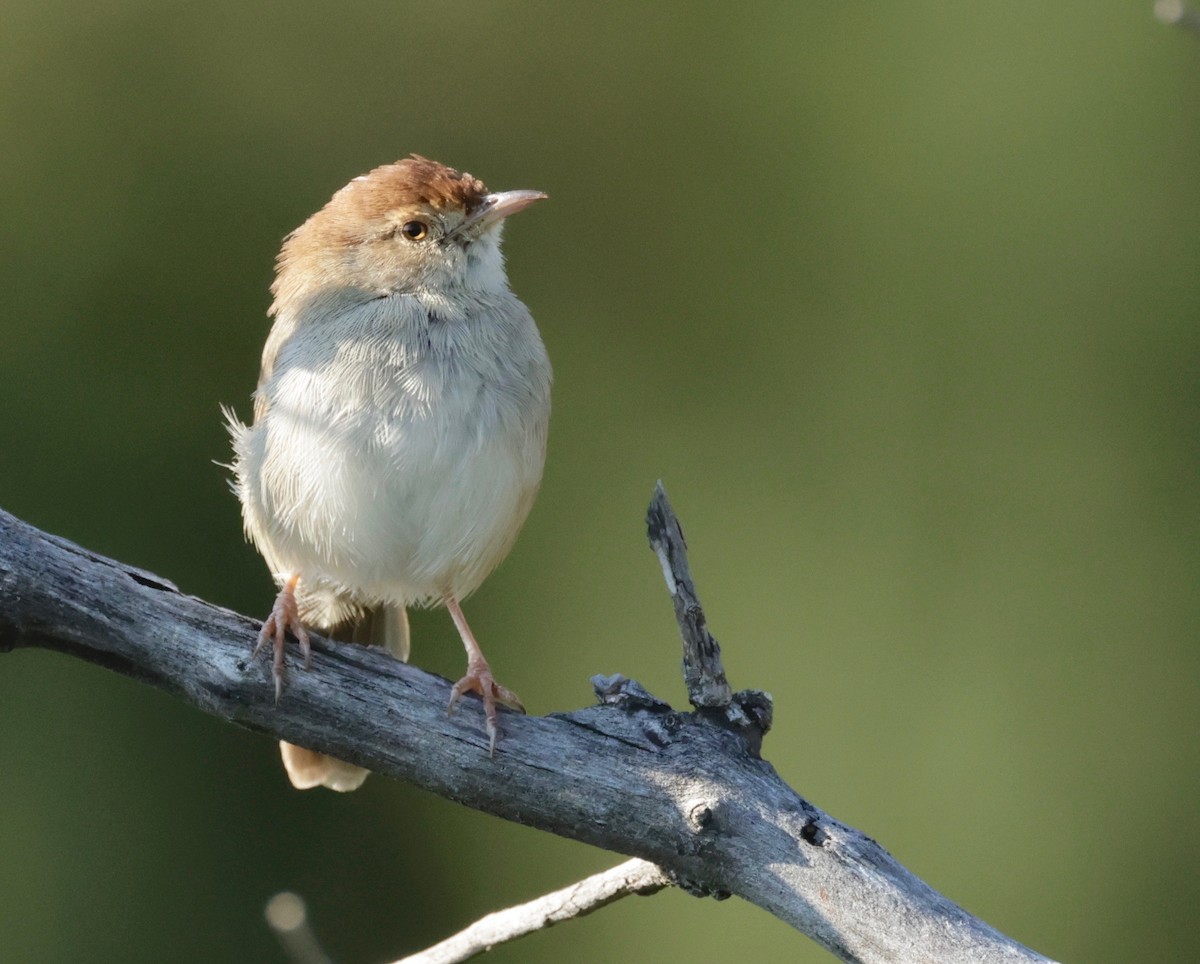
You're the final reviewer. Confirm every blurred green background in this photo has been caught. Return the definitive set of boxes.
[1,2,1197,961]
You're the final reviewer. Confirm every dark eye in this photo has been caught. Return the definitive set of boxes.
[400,220,428,241]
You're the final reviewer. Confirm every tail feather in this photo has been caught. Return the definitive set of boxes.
[280,743,370,792]
[279,603,408,792]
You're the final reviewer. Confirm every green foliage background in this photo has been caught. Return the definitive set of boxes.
[2,3,1197,961]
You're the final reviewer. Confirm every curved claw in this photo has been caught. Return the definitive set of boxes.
[253,574,311,704]
[448,661,526,756]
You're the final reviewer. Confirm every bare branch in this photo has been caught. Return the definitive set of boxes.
[0,498,1056,964]
[647,482,773,750]
[646,481,733,708]
[392,859,668,964]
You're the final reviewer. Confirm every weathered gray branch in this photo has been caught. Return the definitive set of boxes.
[0,491,1055,963]
[647,486,734,709]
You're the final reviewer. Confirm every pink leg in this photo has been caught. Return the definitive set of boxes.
[252,572,311,703]
[446,596,525,755]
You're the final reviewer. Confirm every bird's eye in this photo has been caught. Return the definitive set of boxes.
[400,220,428,241]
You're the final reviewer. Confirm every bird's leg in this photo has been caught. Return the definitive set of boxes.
[253,572,311,704]
[445,596,525,755]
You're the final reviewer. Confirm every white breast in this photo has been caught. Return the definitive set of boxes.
[232,290,551,608]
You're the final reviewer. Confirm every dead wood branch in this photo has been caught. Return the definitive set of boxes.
[0,487,1054,963]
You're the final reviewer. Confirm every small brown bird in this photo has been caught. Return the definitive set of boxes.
[226,156,551,790]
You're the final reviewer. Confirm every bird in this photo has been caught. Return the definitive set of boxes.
[225,155,551,790]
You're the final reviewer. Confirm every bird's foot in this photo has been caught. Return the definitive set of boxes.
[448,657,525,756]
[252,574,311,703]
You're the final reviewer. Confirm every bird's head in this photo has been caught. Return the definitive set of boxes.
[272,155,546,308]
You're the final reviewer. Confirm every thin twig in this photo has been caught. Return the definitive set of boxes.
[391,859,669,964]
[645,481,732,708]
[646,482,773,751]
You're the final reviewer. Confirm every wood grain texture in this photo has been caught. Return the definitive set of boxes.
[0,493,1054,964]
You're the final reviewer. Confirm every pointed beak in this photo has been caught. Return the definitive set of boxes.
[463,189,547,233]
